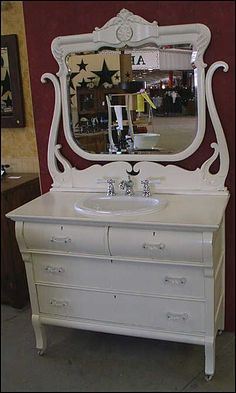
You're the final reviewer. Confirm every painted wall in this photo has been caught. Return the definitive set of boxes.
[1,1,40,174]
[23,1,235,330]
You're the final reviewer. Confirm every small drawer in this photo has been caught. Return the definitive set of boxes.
[37,286,205,334]
[23,222,108,255]
[109,228,203,262]
[110,260,204,298]
[33,254,112,289]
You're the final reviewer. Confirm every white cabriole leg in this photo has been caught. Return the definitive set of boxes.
[205,337,215,380]
[24,258,47,354]
[218,217,226,334]
[32,315,47,355]
[15,222,47,355]
[203,232,215,381]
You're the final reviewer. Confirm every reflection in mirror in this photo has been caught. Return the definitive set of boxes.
[66,44,197,155]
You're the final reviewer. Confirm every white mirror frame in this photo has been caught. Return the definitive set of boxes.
[41,9,229,194]
[51,8,211,162]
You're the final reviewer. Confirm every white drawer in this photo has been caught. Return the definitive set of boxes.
[110,259,204,298]
[109,228,203,262]
[23,222,108,255]
[37,286,205,334]
[33,255,204,298]
[33,254,111,289]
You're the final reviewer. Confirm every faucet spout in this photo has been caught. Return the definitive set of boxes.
[119,175,135,196]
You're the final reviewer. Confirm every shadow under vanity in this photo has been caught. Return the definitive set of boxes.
[6,9,230,381]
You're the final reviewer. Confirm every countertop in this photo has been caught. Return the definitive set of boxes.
[6,190,230,231]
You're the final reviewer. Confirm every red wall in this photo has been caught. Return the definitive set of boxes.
[23,1,235,330]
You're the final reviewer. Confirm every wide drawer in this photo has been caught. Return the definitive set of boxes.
[37,285,205,333]
[109,228,203,262]
[23,222,108,255]
[32,255,204,298]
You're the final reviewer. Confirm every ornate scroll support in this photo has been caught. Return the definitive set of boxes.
[41,73,72,188]
[200,62,229,190]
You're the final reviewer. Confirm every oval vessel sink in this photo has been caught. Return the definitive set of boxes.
[74,194,167,216]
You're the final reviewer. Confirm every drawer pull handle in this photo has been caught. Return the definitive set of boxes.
[167,312,188,321]
[45,266,64,274]
[143,243,166,251]
[164,276,187,286]
[49,299,68,308]
[50,236,71,244]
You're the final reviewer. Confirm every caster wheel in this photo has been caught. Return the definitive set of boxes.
[205,374,213,381]
[37,349,44,356]
[218,329,223,335]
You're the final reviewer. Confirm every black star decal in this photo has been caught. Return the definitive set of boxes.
[1,70,11,96]
[125,72,131,78]
[91,59,119,86]
[77,59,88,71]
[114,74,120,81]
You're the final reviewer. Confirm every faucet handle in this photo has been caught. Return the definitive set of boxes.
[96,178,116,196]
[106,178,116,196]
[141,179,151,197]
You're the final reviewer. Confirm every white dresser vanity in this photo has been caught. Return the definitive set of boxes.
[7,9,230,381]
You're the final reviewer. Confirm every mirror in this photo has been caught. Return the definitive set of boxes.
[67,45,197,155]
[51,9,211,161]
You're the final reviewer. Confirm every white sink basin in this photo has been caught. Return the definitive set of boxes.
[74,194,167,216]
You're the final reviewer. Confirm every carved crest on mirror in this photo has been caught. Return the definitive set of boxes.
[42,9,229,195]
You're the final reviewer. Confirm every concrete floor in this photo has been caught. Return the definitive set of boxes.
[1,304,235,392]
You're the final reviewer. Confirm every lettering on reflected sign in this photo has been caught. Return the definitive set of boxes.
[127,50,159,70]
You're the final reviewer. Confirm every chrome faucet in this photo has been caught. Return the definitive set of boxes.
[119,175,135,196]
[141,179,151,197]
[106,178,116,196]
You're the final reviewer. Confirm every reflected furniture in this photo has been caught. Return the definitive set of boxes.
[76,86,122,116]
[1,173,41,308]
[75,131,107,153]
[6,9,230,381]
[106,93,135,152]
